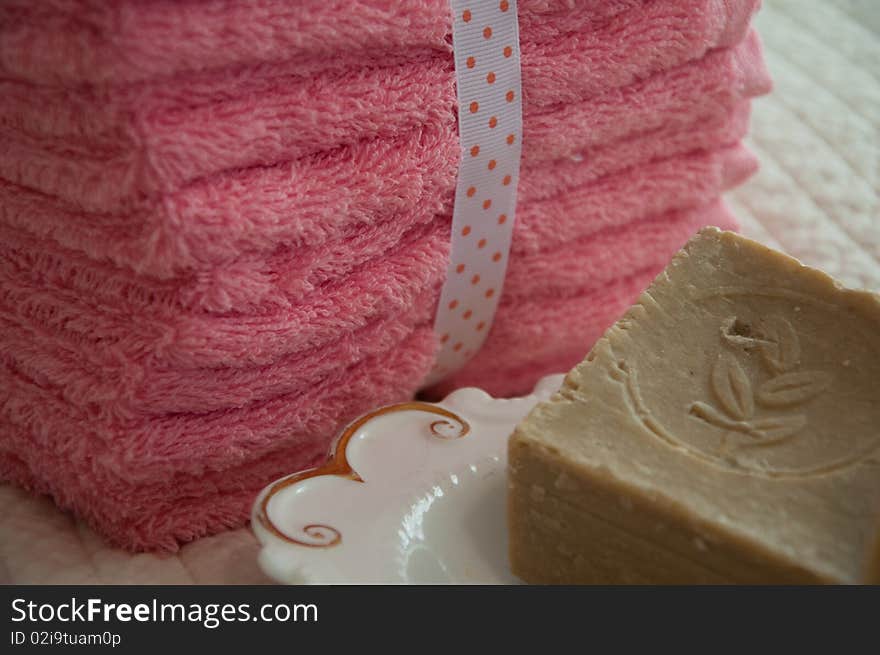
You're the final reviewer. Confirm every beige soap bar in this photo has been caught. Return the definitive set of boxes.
[509,228,880,584]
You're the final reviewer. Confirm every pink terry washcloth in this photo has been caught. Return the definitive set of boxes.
[0,0,646,86]
[518,101,752,204]
[523,29,769,162]
[504,201,742,302]
[513,142,757,256]
[430,200,739,397]
[0,6,764,212]
[520,0,760,109]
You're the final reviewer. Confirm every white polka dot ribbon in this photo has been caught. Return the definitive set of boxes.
[426,0,523,385]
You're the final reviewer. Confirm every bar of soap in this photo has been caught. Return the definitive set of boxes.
[508,228,880,584]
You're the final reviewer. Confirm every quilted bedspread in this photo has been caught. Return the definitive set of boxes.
[734,1,879,291]
[1,0,877,584]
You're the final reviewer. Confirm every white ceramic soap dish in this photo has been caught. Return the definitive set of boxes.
[251,375,564,584]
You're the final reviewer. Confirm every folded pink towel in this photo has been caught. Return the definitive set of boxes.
[0,6,764,212]
[0,0,645,86]
[519,101,751,202]
[513,143,756,257]
[524,29,768,161]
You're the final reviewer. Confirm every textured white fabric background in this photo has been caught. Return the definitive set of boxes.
[1,0,877,583]
[734,0,879,291]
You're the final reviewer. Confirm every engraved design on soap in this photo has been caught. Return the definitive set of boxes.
[615,287,880,478]
[257,402,470,548]
[689,316,830,448]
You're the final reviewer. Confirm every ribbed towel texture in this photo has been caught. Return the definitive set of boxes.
[0,0,771,550]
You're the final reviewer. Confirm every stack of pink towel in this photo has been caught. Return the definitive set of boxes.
[0,0,771,550]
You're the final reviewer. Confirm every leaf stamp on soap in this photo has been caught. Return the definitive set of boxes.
[757,371,831,407]
[624,287,879,477]
[691,315,830,454]
[759,316,800,373]
[711,353,754,420]
[689,401,738,430]
[748,415,807,440]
